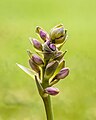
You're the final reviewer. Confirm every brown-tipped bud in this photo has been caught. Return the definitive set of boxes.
[36,26,49,41]
[32,54,44,65]
[45,87,59,96]
[29,59,40,73]
[45,61,59,78]
[50,24,67,44]
[54,67,69,80]
[30,38,42,51]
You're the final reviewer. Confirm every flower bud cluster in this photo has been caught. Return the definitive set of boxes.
[28,24,69,97]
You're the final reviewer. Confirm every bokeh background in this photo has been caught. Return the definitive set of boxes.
[0,0,96,120]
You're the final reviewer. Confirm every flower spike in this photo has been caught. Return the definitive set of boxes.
[17,24,70,120]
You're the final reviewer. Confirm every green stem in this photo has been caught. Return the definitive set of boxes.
[42,96,53,120]
[42,60,49,83]
[41,59,54,120]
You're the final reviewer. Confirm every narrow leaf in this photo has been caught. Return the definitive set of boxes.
[16,63,35,78]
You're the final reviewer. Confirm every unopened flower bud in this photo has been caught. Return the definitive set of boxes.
[45,87,59,96]
[43,41,56,60]
[40,30,47,40]
[50,24,67,44]
[29,59,40,73]
[54,67,69,80]
[43,40,52,52]
[30,38,42,51]
[49,43,56,51]
[36,26,49,41]
[55,36,65,44]
[50,24,64,39]
[54,30,67,44]
[45,61,58,78]
[32,54,44,65]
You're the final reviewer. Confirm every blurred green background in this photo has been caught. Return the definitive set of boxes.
[0,0,96,120]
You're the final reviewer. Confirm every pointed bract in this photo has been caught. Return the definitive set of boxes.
[27,50,33,58]
[45,61,59,79]
[35,75,44,97]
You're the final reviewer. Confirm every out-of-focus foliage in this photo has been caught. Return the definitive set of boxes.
[0,0,96,120]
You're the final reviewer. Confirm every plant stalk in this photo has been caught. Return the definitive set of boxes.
[42,96,53,120]
[41,60,54,120]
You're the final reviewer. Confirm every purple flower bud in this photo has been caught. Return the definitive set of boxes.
[43,40,53,52]
[50,24,64,40]
[49,43,56,51]
[45,87,59,96]
[29,59,40,73]
[45,40,50,46]
[40,30,47,40]
[36,26,49,41]
[31,38,42,51]
[43,41,56,60]
[55,67,69,80]
[50,24,67,44]
[32,54,44,65]
[54,31,67,44]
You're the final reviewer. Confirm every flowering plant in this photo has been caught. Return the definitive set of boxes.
[17,24,69,120]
